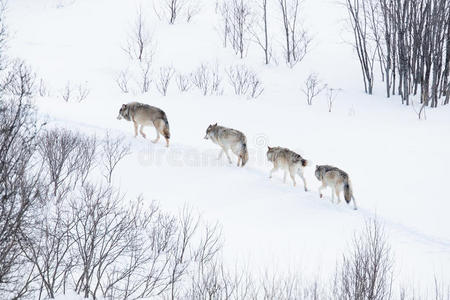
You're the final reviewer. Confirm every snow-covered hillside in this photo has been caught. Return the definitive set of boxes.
[5,0,450,295]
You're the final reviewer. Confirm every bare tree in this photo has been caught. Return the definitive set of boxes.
[326,87,342,112]
[302,73,327,105]
[251,0,271,64]
[218,1,232,48]
[0,97,44,299]
[279,0,311,67]
[123,8,153,62]
[228,0,253,58]
[156,66,175,96]
[154,0,200,24]
[101,132,131,185]
[0,0,7,71]
[344,0,377,94]
[186,2,201,22]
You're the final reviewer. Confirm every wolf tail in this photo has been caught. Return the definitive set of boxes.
[301,159,309,167]
[240,143,249,167]
[343,177,352,204]
[161,113,170,139]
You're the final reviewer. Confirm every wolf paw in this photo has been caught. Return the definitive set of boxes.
[319,194,323,198]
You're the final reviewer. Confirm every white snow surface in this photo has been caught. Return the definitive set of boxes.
[6,0,450,291]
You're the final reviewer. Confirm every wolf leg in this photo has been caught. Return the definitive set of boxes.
[331,188,335,203]
[218,149,224,160]
[221,147,232,164]
[133,122,138,137]
[269,164,278,179]
[139,125,146,138]
[352,197,357,210]
[318,184,325,198]
[289,167,297,186]
[298,169,308,191]
[335,187,341,203]
[225,150,232,164]
[237,156,241,167]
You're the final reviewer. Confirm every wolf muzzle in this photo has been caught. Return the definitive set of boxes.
[204,134,209,140]
[117,114,122,120]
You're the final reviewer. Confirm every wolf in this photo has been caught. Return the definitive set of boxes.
[117,102,170,147]
[204,123,249,167]
[266,146,309,191]
[314,165,357,210]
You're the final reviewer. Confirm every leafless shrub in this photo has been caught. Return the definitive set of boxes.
[38,128,95,197]
[75,134,97,187]
[123,8,154,62]
[156,66,175,96]
[326,87,342,112]
[1,59,36,97]
[38,78,50,97]
[18,202,76,299]
[60,81,72,102]
[302,73,327,105]
[226,65,264,99]
[116,69,130,93]
[101,132,131,185]
[76,82,90,102]
[176,73,192,92]
[139,59,152,93]
[334,218,393,300]
[70,183,134,299]
[191,63,223,96]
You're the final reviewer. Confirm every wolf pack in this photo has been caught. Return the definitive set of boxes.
[117,101,358,210]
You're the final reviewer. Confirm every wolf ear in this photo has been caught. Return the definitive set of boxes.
[267,146,271,150]
[213,123,217,127]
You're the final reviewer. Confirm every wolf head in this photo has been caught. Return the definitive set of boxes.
[266,146,275,161]
[204,123,217,140]
[117,104,130,121]
[314,165,322,181]
[240,144,249,167]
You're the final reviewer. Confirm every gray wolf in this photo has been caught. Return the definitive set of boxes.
[204,123,249,167]
[117,102,170,147]
[314,165,357,210]
[266,146,309,191]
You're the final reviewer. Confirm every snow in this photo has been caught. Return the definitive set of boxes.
[6,0,450,294]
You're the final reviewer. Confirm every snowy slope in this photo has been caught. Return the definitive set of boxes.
[6,0,450,289]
